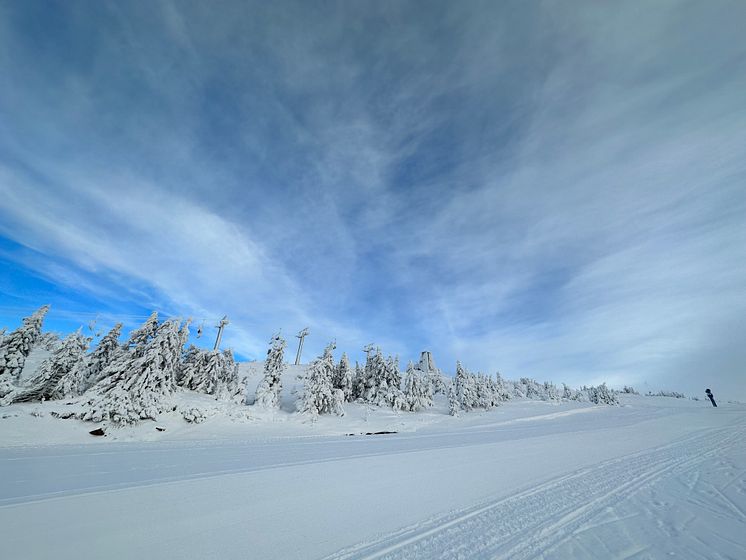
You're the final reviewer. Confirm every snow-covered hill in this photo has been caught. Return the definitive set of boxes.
[1,390,744,559]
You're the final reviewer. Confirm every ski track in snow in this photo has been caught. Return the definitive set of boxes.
[0,404,656,506]
[324,419,746,560]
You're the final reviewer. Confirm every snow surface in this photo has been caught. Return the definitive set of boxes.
[0,365,744,559]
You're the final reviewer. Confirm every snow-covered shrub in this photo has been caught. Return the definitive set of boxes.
[0,305,50,400]
[296,342,344,417]
[622,385,639,395]
[11,329,90,402]
[254,333,286,409]
[646,390,686,398]
[182,407,209,424]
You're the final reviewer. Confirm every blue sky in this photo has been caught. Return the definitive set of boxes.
[1,1,745,398]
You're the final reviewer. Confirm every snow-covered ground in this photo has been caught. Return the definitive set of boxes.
[1,383,744,560]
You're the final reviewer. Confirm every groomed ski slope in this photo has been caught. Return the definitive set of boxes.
[1,395,744,559]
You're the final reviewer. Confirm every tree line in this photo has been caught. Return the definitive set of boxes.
[0,306,619,426]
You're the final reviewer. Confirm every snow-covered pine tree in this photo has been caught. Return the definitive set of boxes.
[81,318,185,424]
[334,353,354,402]
[125,311,159,356]
[403,361,433,411]
[0,305,50,400]
[200,349,241,400]
[585,383,618,405]
[179,347,240,400]
[10,329,90,403]
[474,374,491,409]
[543,381,560,401]
[363,348,387,403]
[295,342,344,417]
[493,373,510,401]
[385,355,402,391]
[518,377,545,400]
[255,333,286,409]
[37,331,63,352]
[213,348,242,401]
[447,379,460,416]
[375,355,406,409]
[486,376,503,407]
[455,361,479,411]
[416,352,446,396]
[178,344,201,386]
[352,361,365,401]
[562,383,575,400]
[82,323,123,388]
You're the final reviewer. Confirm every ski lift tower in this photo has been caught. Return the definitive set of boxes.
[213,315,229,351]
[363,344,375,359]
[295,327,309,365]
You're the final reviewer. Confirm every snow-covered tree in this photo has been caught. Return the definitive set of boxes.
[213,349,242,401]
[36,331,63,353]
[518,377,544,400]
[403,361,433,411]
[447,379,460,416]
[455,361,479,411]
[362,348,387,403]
[474,374,491,409]
[384,355,402,392]
[179,346,240,400]
[562,383,577,400]
[493,372,511,401]
[82,323,123,388]
[543,381,560,401]
[81,318,185,424]
[352,361,365,400]
[374,355,406,409]
[584,383,618,405]
[254,333,286,409]
[0,305,50,400]
[178,344,201,385]
[12,329,90,402]
[334,353,354,402]
[416,351,446,395]
[125,311,159,355]
[295,342,344,417]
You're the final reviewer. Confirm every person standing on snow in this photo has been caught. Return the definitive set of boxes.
[705,388,717,407]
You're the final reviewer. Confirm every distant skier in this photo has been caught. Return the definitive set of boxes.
[705,388,717,407]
